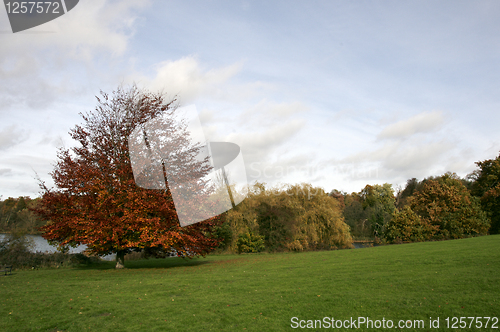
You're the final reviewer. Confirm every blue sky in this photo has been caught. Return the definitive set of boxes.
[1,0,500,198]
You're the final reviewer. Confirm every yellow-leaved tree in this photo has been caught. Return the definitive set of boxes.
[223,182,352,252]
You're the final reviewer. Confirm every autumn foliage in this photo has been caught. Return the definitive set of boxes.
[223,183,353,252]
[384,173,489,243]
[34,86,222,267]
[0,196,44,234]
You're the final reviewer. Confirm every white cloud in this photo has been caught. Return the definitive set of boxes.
[238,100,308,127]
[0,125,28,150]
[332,108,459,188]
[0,153,57,197]
[228,119,304,158]
[198,108,215,124]
[245,152,320,184]
[3,0,151,60]
[377,111,445,140]
[0,0,151,112]
[333,136,457,189]
[380,140,453,173]
[346,140,447,172]
[135,56,242,104]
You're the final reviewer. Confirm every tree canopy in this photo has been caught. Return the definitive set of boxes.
[0,196,43,234]
[384,173,489,243]
[34,86,222,268]
[223,182,352,252]
[342,183,395,239]
[471,152,500,234]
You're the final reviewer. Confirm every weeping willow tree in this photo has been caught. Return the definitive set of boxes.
[223,182,353,252]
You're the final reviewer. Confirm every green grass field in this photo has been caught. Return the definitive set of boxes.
[1,235,499,331]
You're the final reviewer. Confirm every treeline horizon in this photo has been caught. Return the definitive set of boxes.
[1,152,499,252]
[0,196,44,234]
[333,152,499,242]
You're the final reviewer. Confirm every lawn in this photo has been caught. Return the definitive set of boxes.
[1,235,499,331]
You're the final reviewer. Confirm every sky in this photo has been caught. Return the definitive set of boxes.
[1,0,500,199]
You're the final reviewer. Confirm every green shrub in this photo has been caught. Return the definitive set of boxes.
[212,220,233,251]
[237,232,265,254]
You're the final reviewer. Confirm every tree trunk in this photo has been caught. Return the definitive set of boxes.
[115,250,125,269]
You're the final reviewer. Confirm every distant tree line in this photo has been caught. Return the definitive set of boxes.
[332,153,500,244]
[2,153,499,251]
[0,196,45,234]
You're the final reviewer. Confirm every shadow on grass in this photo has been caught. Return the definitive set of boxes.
[75,256,212,271]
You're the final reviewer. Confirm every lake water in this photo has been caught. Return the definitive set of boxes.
[1,234,371,260]
[0,234,116,261]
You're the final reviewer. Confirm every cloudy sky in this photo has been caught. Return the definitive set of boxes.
[1,0,500,199]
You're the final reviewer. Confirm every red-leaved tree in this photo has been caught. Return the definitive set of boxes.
[34,86,222,268]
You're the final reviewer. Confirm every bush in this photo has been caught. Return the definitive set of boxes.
[212,220,233,251]
[237,232,265,253]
